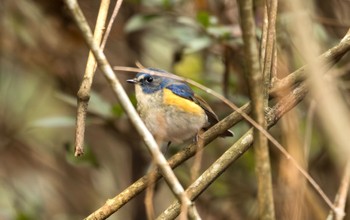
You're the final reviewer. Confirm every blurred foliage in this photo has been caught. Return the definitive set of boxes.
[1,0,350,219]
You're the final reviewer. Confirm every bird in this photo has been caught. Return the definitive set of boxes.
[127,68,233,150]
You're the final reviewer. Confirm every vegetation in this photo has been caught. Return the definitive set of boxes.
[1,0,350,219]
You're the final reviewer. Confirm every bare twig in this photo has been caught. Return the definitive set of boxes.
[145,164,156,220]
[327,162,350,220]
[63,0,200,219]
[238,0,275,218]
[74,0,110,156]
[100,0,123,50]
[262,0,278,93]
[260,5,268,67]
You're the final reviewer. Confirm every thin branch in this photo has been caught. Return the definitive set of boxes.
[74,0,110,156]
[262,0,278,93]
[327,162,350,220]
[145,164,156,220]
[100,0,123,50]
[271,40,278,83]
[63,0,200,219]
[238,0,275,218]
[259,5,268,67]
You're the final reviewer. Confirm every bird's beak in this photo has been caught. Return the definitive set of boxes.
[126,78,138,84]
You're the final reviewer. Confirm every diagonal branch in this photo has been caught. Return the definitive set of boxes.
[100,0,123,50]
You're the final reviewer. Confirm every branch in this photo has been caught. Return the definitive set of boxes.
[327,162,350,220]
[262,0,278,90]
[238,0,275,218]
[75,0,110,156]
[100,0,123,50]
[63,0,200,219]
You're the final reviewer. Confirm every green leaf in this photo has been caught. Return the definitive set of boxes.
[15,212,35,220]
[111,104,124,117]
[207,26,232,39]
[30,116,75,127]
[196,11,211,28]
[184,36,212,53]
[65,142,99,167]
[89,91,114,118]
[125,14,160,33]
[56,91,114,119]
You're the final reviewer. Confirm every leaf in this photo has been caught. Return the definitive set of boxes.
[89,91,114,118]
[56,91,114,119]
[65,142,99,167]
[184,36,212,53]
[111,104,124,117]
[196,11,211,28]
[125,14,160,33]
[30,116,75,127]
[207,26,232,39]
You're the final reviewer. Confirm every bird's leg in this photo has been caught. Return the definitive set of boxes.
[195,130,205,149]
[191,130,205,181]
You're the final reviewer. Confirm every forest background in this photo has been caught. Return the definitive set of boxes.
[1,0,350,219]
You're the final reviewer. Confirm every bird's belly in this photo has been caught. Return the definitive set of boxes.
[141,105,207,144]
[164,108,207,143]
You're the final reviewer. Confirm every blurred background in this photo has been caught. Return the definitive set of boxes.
[1,0,350,219]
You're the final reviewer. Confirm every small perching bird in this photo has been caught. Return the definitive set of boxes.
[127,68,233,150]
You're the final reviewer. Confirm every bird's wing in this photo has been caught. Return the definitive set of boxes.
[193,94,234,137]
[166,83,219,125]
[166,83,194,100]
[192,94,219,125]
[166,83,233,137]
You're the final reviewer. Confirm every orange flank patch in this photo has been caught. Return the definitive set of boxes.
[163,89,204,115]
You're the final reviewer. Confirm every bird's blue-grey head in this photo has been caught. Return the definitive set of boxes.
[127,68,172,94]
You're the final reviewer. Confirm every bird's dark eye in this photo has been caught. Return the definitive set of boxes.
[145,76,153,83]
